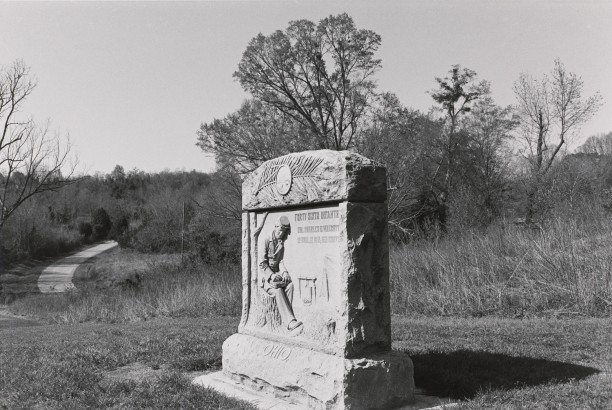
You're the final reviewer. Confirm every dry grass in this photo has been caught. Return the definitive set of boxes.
[9,248,242,323]
[390,217,612,317]
[10,215,612,323]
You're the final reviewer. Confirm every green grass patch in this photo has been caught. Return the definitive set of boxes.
[0,317,254,409]
[1,316,610,409]
[393,316,612,408]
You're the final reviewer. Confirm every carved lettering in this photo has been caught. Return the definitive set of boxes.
[308,211,320,220]
[262,343,292,361]
[297,236,340,244]
[320,210,339,219]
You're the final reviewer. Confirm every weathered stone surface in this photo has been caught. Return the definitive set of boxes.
[222,334,414,410]
[238,202,391,358]
[205,149,415,409]
[242,150,386,210]
[194,372,454,410]
[341,201,391,358]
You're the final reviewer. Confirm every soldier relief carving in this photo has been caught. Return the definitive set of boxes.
[258,214,303,335]
[244,155,341,344]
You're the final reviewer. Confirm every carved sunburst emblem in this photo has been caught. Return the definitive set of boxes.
[275,164,292,195]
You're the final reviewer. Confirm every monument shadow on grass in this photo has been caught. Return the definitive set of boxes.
[407,349,600,400]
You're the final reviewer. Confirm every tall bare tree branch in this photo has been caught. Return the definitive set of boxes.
[513,59,603,223]
[0,60,78,230]
[234,13,381,150]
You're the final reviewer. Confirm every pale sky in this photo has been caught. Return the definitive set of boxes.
[1,0,610,174]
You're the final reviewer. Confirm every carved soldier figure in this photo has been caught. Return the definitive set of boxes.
[259,215,303,332]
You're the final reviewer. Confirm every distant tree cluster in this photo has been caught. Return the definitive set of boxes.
[197,13,606,239]
[577,131,612,156]
[0,166,224,267]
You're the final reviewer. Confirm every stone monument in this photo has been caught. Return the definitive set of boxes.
[195,150,415,409]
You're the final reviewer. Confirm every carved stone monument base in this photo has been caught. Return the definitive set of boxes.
[220,334,415,410]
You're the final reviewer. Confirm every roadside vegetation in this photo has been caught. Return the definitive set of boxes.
[9,215,612,323]
[9,248,240,323]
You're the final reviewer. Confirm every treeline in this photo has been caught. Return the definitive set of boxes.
[0,166,241,268]
[196,14,608,241]
[2,13,611,269]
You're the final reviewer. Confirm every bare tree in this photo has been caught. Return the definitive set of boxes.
[514,59,603,223]
[0,60,77,230]
[357,92,443,237]
[197,99,316,175]
[234,13,382,150]
[193,167,242,224]
[459,96,518,224]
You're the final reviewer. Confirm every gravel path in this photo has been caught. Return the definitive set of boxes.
[37,241,118,293]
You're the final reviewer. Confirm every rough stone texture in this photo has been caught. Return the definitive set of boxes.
[238,202,392,359]
[341,201,391,358]
[211,149,414,409]
[194,372,454,410]
[242,150,386,210]
[222,334,414,410]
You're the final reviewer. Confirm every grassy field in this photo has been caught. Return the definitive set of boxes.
[0,317,254,409]
[391,217,612,317]
[2,219,612,408]
[394,316,612,409]
[1,316,610,409]
[6,214,612,322]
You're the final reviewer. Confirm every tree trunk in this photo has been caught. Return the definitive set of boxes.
[524,174,541,225]
[254,288,282,330]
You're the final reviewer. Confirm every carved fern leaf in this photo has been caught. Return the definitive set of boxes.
[255,155,324,195]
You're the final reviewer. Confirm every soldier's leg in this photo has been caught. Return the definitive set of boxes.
[285,282,294,303]
[269,287,296,325]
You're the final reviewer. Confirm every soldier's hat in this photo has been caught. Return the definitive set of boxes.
[276,215,291,235]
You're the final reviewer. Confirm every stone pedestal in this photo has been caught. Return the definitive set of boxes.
[222,334,413,409]
[199,150,414,409]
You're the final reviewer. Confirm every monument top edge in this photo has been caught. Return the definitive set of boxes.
[252,149,383,170]
[241,149,387,210]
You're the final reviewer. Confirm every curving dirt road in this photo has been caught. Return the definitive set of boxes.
[0,241,118,328]
[37,241,118,293]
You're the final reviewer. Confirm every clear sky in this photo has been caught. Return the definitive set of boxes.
[1,0,610,174]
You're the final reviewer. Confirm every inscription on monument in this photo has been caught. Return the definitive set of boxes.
[247,205,341,344]
[262,343,292,362]
[295,209,341,243]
